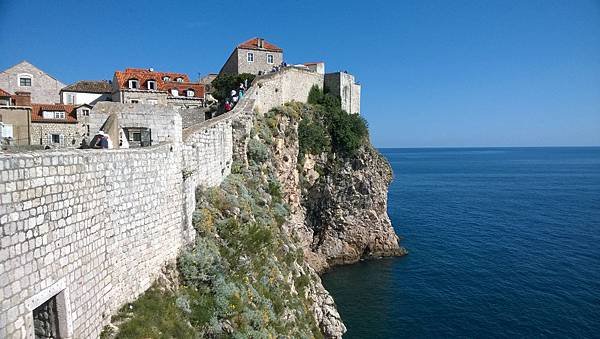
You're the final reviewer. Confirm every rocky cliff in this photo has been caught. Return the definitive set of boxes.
[104,97,405,338]
[266,102,407,273]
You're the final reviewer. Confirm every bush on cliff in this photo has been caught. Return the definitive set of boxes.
[301,85,368,156]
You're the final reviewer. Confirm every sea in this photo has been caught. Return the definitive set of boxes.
[321,147,600,338]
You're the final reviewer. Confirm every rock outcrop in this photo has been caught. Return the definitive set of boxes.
[266,104,407,273]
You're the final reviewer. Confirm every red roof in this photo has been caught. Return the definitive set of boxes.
[31,104,78,123]
[0,88,11,97]
[113,68,205,98]
[237,38,283,52]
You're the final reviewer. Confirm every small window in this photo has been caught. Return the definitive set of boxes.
[171,89,179,96]
[186,90,194,97]
[147,99,158,105]
[130,99,139,104]
[54,111,65,119]
[128,79,139,89]
[147,80,156,90]
[132,132,141,142]
[51,134,61,143]
[267,54,274,64]
[176,77,184,82]
[19,76,32,86]
[163,76,171,81]
[247,52,254,62]
[82,109,90,116]
[66,94,75,104]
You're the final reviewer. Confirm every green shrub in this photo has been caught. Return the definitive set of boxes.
[304,86,368,155]
[247,139,269,163]
[307,85,324,105]
[298,117,330,156]
[113,286,195,339]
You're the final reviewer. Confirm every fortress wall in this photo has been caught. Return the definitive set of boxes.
[0,144,187,338]
[0,66,323,338]
[253,67,324,114]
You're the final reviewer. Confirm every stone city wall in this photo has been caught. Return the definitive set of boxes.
[0,66,322,338]
[253,67,324,114]
[0,144,189,338]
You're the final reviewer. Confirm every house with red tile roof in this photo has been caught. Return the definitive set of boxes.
[29,103,88,148]
[219,38,284,76]
[111,68,205,109]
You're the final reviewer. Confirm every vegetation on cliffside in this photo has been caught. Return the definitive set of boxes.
[102,106,325,339]
[103,88,399,338]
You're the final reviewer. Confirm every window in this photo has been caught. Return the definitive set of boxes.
[82,109,90,116]
[147,80,156,90]
[1,123,13,139]
[132,132,141,142]
[176,77,184,82]
[147,99,158,105]
[186,90,194,97]
[51,134,61,143]
[19,76,32,86]
[130,99,139,104]
[42,111,65,119]
[66,93,75,104]
[267,54,274,64]
[128,79,139,89]
[247,52,254,62]
[171,89,179,96]
[163,76,171,81]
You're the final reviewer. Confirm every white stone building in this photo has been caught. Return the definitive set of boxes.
[60,80,112,105]
[0,60,65,104]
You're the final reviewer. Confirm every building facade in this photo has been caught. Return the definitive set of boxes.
[61,80,112,105]
[219,38,284,75]
[0,61,65,104]
[324,72,361,114]
[30,104,85,148]
[112,68,205,109]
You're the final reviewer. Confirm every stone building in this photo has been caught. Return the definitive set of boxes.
[0,89,31,146]
[324,72,361,114]
[0,88,12,106]
[112,68,205,109]
[0,60,65,103]
[30,103,85,148]
[219,37,284,75]
[60,80,112,105]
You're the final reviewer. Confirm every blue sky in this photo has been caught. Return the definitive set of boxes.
[1,0,598,147]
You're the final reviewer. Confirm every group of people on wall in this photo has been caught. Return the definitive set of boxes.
[224,82,247,112]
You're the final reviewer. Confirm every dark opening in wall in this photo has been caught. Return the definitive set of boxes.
[33,294,61,339]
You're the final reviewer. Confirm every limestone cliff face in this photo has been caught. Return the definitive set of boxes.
[300,146,407,272]
[264,105,407,274]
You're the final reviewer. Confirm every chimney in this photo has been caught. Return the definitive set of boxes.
[13,91,31,106]
[257,38,264,49]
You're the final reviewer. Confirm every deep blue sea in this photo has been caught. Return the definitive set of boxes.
[321,147,600,338]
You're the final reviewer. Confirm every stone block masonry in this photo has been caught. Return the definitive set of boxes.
[0,145,188,338]
[0,66,323,338]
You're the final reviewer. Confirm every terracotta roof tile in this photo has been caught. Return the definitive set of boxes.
[113,68,205,98]
[30,104,78,123]
[62,80,112,94]
[237,38,283,52]
[0,88,12,97]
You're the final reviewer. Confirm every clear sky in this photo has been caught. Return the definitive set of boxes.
[1,0,598,147]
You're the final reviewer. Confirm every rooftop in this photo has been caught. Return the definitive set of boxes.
[30,104,78,123]
[237,38,283,52]
[62,80,112,94]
